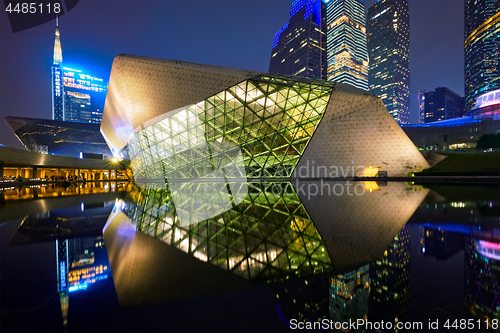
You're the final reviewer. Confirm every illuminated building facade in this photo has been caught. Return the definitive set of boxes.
[464,237,500,321]
[464,0,500,112]
[101,54,429,179]
[329,265,370,326]
[471,88,500,120]
[52,19,64,122]
[62,68,107,123]
[369,225,410,324]
[325,0,368,90]
[4,116,113,158]
[403,89,500,149]
[423,87,465,123]
[269,0,327,79]
[367,0,410,124]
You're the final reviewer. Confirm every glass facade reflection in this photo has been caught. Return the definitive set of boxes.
[122,182,331,280]
[128,75,334,180]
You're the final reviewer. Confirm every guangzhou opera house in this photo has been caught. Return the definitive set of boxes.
[101,54,428,181]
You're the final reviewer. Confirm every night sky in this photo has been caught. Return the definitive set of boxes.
[0,0,464,149]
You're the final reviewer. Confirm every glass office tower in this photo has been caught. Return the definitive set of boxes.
[464,0,500,112]
[367,0,410,124]
[62,68,107,124]
[325,0,368,90]
[423,87,465,123]
[269,0,327,79]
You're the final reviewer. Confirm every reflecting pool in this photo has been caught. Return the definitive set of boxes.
[0,181,498,332]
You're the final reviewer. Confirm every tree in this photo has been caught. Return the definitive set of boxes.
[476,133,500,149]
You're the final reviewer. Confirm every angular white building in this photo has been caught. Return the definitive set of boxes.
[100,54,428,179]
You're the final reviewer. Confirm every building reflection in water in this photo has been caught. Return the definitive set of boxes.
[329,265,370,328]
[416,199,500,327]
[1,181,126,201]
[103,181,427,309]
[369,225,410,326]
[465,237,500,323]
[6,180,500,330]
[56,235,110,330]
[9,200,116,331]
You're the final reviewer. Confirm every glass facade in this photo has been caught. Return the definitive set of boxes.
[121,181,332,280]
[464,0,500,112]
[62,68,107,124]
[325,0,368,90]
[52,65,64,121]
[269,0,327,79]
[127,74,334,180]
[367,0,410,124]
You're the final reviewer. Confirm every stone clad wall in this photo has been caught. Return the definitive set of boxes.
[101,54,263,153]
[295,83,430,177]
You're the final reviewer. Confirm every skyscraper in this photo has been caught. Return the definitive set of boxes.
[422,87,465,123]
[269,0,327,79]
[464,0,500,112]
[418,90,430,124]
[51,20,107,123]
[367,0,410,124]
[52,17,64,121]
[325,0,368,90]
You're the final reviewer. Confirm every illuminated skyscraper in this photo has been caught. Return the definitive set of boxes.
[422,87,465,123]
[50,20,107,123]
[367,0,410,124]
[62,68,107,123]
[464,0,500,112]
[52,18,64,121]
[325,0,368,90]
[269,0,327,79]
